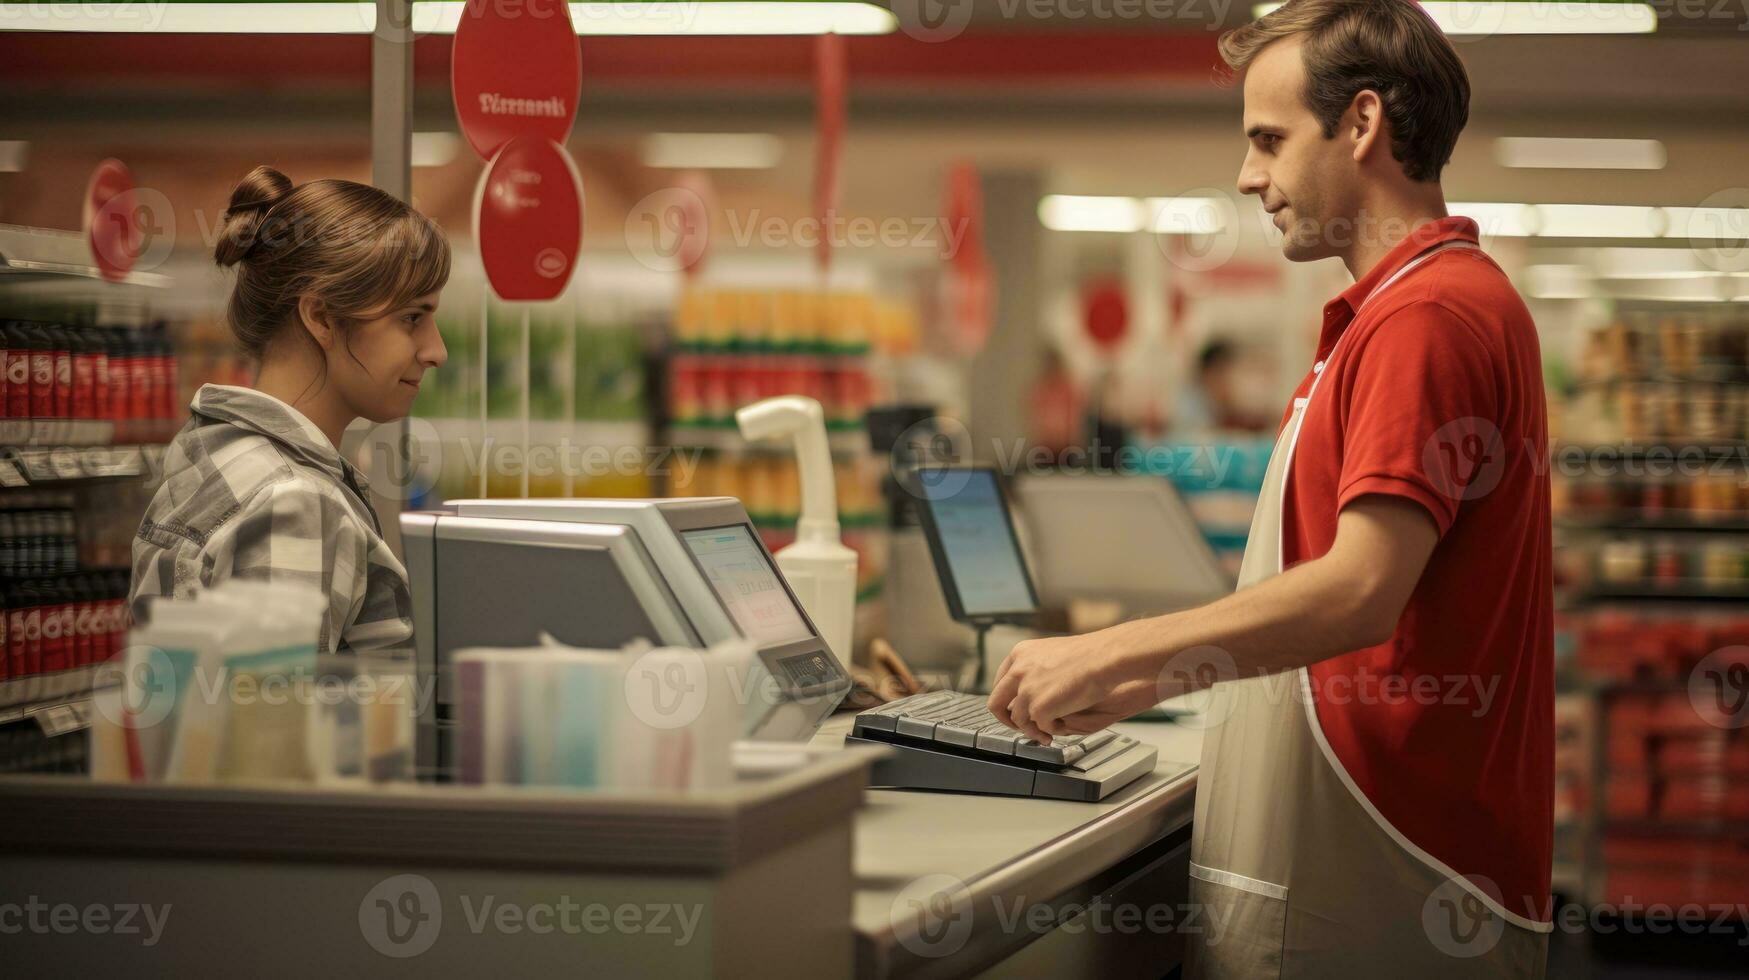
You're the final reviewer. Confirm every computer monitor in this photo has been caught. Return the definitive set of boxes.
[905,466,1040,626]
[1013,473,1232,615]
[401,497,851,777]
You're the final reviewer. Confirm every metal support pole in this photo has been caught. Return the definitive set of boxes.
[370,0,414,553]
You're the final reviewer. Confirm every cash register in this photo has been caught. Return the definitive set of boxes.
[401,497,851,777]
[845,467,1160,801]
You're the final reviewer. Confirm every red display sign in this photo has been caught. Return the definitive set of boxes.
[942,161,994,357]
[943,261,994,357]
[674,170,715,279]
[813,32,846,273]
[84,159,139,283]
[451,0,580,160]
[473,135,583,302]
[1082,279,1129,352]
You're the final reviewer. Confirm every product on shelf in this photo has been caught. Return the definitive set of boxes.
[0,306,183,447]
[0,570,130,688]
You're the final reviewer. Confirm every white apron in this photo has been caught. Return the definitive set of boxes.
[1184,240,1550,979]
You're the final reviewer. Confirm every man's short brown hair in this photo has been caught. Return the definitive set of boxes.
[1220,0,1470,183]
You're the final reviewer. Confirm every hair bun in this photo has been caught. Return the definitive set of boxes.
[214,165,295,268]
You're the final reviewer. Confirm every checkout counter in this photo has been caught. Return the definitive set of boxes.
[0,473,1218,978]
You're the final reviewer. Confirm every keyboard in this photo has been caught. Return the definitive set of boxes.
[846,690,1160,802]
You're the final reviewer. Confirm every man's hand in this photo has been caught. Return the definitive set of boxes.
[980,496,1441,746]
[986,633,1123,745]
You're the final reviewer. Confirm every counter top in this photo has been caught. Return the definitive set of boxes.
[810,709,1203,978]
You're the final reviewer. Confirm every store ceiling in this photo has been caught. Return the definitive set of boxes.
[3,11,1747,240]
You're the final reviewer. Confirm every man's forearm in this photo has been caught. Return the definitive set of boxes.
[1097,553,1392,690]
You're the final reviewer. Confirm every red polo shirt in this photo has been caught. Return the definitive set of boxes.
[1283,216,1554,924]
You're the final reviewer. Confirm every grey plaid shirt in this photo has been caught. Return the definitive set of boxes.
[131,384,413,656]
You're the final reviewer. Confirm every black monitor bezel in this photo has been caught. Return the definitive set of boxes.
[903,465,1041,626]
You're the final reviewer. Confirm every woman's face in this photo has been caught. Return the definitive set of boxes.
[327,291,447,423]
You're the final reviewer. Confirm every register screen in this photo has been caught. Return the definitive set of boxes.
[682,525,813,647]
[920,470,1036,617]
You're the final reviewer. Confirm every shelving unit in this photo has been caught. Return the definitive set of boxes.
[0,226,188,774]
[1543,290,1749,912]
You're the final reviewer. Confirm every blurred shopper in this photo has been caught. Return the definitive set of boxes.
[988,1,1553,975]
[130,166,450,655]
[1174,339,1274,435]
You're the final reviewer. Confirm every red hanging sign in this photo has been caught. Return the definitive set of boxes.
[452,0,580,160]
[813,32,846,273]
[941,160,994,357]
[1081,279,1129,353]
[84,159,139,283]
[473,135,584,302]
[675,170,715,279]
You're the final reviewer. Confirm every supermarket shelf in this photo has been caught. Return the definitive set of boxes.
[1582,679,1699,695]
[420,417,650,448]
[0,223,172,288]
[1570,583,1749,602]
[668,423,870,456]
[1605,818,1749,838]
[1569,370,1749,388]
[1553,443,1749,461]
[0,444,164,487]
[1558,514,1749,533]
[670,343,872,358]
[0,664,103,723]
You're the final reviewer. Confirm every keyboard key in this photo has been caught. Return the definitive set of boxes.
[975,723,1021,755]
[1070,735,1135,773]
[1015,740,1067,765]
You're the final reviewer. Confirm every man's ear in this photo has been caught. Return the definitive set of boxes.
[296,294,336,351]
[1348,89,1386,166]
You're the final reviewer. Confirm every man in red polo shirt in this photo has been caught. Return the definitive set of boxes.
[987,0,1554,975]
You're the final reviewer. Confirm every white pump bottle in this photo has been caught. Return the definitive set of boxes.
[735,395,859,672]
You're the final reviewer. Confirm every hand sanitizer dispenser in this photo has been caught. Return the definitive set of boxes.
[736,395,859,672]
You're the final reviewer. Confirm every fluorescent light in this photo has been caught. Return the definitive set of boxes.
[1494,137,1665,171]
[1665,206,1749,243]
[1147,197,1232,234]
[1449,202,1540,237]
[641,133,782,170]
[1539,204,1664,238]
[569,1,894,34]
[0,2,896,34]
[1453,202,1666,239]
[411,132,461,169]
[1250,2,1656,34]
[1039,195,1145,234]
[0,142,26,173]
[0,2,369,32]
